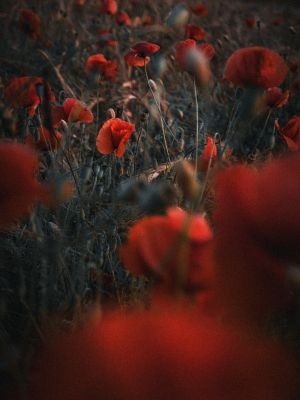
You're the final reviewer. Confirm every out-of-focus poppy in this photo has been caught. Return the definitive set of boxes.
[255,87,289,113]
[143,15,152,26]
[124,42,160,67]
[190,3,208,17]
[165,3,190,31]
[176,39,211,85]
[275,116,300,151]
[19,9,41,39]
[198,42,216,61]
[85,54,117,81]
[0,142,50,229]
[245,16,256,28]
[25,127,62,151]
[4,76,55,117]
[96,118,135,157]
[29,307,300,400]
[185,24,208,40]
[212,154,300,325]
[96,29,117,47]
[99,0,117,15]
[116,11,132,26]
[224,47,289,89]
[119,207,213,292]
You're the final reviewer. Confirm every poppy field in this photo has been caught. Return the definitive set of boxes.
[1,0,300,398]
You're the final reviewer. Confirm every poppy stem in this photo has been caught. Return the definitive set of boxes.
[144,62,172,165]
[194,78,199,175]
[253,109,273,150]
[192,132,219,212]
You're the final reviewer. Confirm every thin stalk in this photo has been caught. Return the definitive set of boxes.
[143,61,176,142]
[144,62,171,164]
[253,109,273,150]
[194,78,199,175]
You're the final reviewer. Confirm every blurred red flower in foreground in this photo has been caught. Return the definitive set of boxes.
[99,0,117,15]
[224,47,289,88]
[96,118,135,157]
[19,9,41,39]
[116,11,132,26]
[190,3,208,17]
[119,207,212,292]
[0,142,51,229]
[4,76,55,116]
[275,115,300,151]
[212,153,300,325]
[85,54,117,81]
[185,24,208,40]
[25,127,62,151]
[29,308,299,400]
[124,42,160,67]
[51,98,93,125]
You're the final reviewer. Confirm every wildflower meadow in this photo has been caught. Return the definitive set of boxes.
[0,0,300,399]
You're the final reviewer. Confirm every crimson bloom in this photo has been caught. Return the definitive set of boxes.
[0,142,50,229]
[190,3,208,16]
[255,87,289,113]
[224,47,289,89]
[19,9,41,39]
[275,115,300,151]
[50,98,94,126]
[198,42,216,61]
[96,29,117,47]
[198,137,218,172]
[25,127,62,151]
[4,76,55,116]
[116,11,132,26]
[185,24,208,40]
[245,16,256,28]
[124,42,160,67]
[85,54,117,81]
[119,207,213,292]
[99,0,117,14]
[96,118,135,157]
[29,307,299,400]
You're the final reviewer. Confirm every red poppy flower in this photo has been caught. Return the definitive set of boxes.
[275,115,300,151]
[185,24,208,40]
[96,118,135,157]
[19,9,41,39]
[0,142,50,229]
[25,127,62,151]
[85,54,117,81]
[198,137,218,172]
[190,3,208,17]
[119,207,212,292]
[175,39,211,85]
[198,42,216,61]
[212,154,300,325]
[143,15,152,25]
[224,47,289,89]
[255,87,289,113]
[29,308,299,400]
[4,76,55,116]
[96,29,117,47]
[116,11,132,26]
[99,0,117,15]
[245,16,256,28]
[124,42,160,67]
[63,98,94,123]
